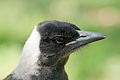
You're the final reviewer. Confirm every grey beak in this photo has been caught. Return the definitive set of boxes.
[66,30,107,46]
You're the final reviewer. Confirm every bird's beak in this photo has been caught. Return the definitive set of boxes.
[66,30,107,47]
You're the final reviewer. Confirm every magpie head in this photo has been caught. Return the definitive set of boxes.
[36,20,106,68]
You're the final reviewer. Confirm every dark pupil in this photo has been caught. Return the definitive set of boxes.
[55,36,64,44]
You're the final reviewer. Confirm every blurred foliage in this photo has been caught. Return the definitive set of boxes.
[0,0,120,80]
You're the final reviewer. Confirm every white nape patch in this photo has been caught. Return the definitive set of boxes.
[13,25,41,80]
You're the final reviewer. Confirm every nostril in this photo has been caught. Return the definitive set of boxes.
[80,36,86,37]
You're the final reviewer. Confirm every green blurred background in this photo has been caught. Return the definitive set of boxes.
[0,0,120,80]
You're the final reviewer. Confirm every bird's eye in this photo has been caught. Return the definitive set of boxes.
[54,36,65,44]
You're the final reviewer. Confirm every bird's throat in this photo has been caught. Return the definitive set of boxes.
[56,55,70,69]
[31,65,68,80]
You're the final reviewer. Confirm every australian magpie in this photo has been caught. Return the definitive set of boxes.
[4,20,106,80]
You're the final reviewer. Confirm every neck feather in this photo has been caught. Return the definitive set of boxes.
[12,26,41,80]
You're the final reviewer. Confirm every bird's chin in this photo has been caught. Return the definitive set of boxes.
[69,43,88,54]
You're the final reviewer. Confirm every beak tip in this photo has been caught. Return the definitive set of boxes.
[101,34,107,39]
[95,32,107,39]
[101,35,107,39]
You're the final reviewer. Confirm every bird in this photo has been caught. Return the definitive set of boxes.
[4,20,106,80]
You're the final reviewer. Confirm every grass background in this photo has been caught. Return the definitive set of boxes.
[0,0,120,80]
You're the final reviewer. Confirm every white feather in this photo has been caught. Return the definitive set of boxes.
[13,25,41,80]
